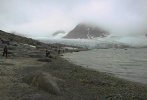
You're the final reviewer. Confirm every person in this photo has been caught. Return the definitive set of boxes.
[45,49,50,57]
[3,45,8,58]
[58,49,61,54]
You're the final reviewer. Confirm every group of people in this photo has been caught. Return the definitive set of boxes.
[2,43,67,59]
[45,47,65,57]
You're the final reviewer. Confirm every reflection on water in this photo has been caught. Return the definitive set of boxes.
[63,48,147,84]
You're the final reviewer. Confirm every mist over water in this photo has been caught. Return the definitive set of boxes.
[36,35,147,49]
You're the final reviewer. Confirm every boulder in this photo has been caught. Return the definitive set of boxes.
[23,71,61,95]
[37,58,52,62]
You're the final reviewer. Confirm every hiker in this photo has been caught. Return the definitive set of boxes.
[58,49,61,54]
[45,49,50,57]
[2,45,8,58]
[62,49,65,53]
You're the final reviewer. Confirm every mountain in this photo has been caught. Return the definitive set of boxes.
[52,30,65,36]
[64,23,109,39]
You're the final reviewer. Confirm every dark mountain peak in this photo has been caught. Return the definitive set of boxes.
[64,23,109,39]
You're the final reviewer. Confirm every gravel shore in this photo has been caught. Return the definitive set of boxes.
[0,44,147,100]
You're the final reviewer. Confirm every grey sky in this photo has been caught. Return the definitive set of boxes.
[0,0,147,38]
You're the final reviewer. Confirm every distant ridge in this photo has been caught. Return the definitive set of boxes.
[52,30,65,36]
[0,30,44,46]
[64,23,109,39]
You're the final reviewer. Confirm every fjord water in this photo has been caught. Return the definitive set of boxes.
[63,48,147,84]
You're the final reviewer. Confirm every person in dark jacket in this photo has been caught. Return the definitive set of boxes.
[3,45,8,58]
[45,49,51,57]
[58,49,61,54]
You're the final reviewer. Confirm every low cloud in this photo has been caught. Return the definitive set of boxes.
[0,0,146,38]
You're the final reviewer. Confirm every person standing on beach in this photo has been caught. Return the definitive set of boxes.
[58,49,61,54]
[2,45,8,58]
[45,49,48,57]
[45,49,51,57]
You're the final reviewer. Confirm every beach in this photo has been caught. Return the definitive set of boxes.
[0,43,147,100]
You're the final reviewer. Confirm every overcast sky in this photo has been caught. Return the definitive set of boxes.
[0,0,147,38]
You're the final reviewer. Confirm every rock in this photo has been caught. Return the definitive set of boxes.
[104,94,123,100]
[21,94,46,100]
[29,54,43,58]
[31,94,45,100]
[8,51,14,55]
[80,79,112,86]
[23,71,61,95]
[37,58,52,62]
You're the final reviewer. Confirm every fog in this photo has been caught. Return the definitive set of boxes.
[0,0,147,42]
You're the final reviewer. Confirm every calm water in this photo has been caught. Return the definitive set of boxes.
[63,48,147,84]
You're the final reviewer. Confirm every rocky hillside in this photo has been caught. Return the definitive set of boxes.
[64,23,109,39]
[0,30,47,48]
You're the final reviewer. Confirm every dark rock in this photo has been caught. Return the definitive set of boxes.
[8,51,14,54]
[23,71,61,95]
[29,54,43,58]
[81,79,112,86]
[104,94,123,100]
[21,94,47,100]
[37,58,52,62]
[31,94,46,100]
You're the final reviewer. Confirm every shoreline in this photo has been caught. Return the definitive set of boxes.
[62,56,147,86]
[62,48,147,85]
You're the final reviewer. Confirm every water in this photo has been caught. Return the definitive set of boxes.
[63,48,147,84]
